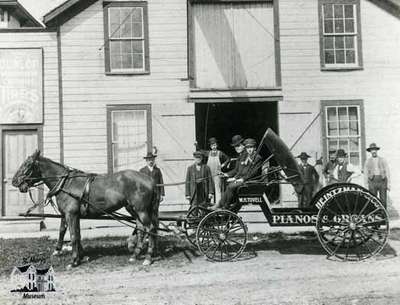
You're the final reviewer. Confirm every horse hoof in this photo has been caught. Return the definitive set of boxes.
[129,256,137,263]
[62,245,72,252]
[52,250,62,256]
[82,256,90,263]
[142,259,152,266]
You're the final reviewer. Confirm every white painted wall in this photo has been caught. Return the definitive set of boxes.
[278,0,400,211]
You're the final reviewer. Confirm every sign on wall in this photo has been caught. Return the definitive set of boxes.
[0,48,43,124]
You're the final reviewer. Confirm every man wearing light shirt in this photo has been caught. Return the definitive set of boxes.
[363,143,390,208]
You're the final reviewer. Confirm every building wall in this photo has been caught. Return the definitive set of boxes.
[278,0,400,209]
[59,0,193,206]
[0,31,60,161]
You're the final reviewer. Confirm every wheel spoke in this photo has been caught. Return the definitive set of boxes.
[210,242,220,259]
[357,197,372,217]
[356,229,375,257]
[227,224,244,234]
[352,191,360,215]
[333,196,347,216]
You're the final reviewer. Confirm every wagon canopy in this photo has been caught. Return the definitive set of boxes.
[261,128,304,191]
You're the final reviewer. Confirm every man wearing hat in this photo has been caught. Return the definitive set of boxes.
[213,138,262,211]
[363,143,390,207]
[223,134,246,177]
[296,152,319,207]
[140,152,165,234]
[202,137,230,204]
[323,150,337,185]
[185,151,215,207]
[327,149,360,184]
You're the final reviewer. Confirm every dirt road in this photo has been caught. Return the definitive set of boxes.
[1,232,400,305]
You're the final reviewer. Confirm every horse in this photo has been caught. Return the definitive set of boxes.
[12,150,159,267]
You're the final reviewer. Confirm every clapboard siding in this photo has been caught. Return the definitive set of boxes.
[0,32,60,161]
[279,0,400,209]
[60,0,193,204]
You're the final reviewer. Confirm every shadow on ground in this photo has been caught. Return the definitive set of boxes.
[1,229,398,275]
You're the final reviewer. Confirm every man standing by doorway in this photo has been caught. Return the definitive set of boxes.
[204,137,229,204]
[326,149,361,184]
[364,143,390,208]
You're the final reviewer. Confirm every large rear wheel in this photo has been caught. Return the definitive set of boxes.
[184,206,208,247]
[316,186,389,261]
[196,210,247,262]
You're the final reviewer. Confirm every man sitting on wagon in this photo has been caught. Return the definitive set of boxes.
[211,138,263,211]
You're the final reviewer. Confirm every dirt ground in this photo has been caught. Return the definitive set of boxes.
[1,230,400,305]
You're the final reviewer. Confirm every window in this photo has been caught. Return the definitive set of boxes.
[107,105,152,173]
[322,101,365,168]
[104,2,149,74]
[319,0,362,69]
[0,8,9,28]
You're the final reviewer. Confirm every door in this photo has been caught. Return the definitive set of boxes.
[2,130,40,216]
[109,105,152,173]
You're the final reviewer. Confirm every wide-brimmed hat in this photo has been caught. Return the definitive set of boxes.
[193,151,204,158]
[231,135,244,147]
[208,137,218,145]
[366,143,380,152]
[244,138,257,148]
[336,149,347,158]
[144,152,156,159]
[296,152,311,160]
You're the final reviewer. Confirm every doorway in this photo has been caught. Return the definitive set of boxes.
[195,101,278,158]
[1,128,42,216]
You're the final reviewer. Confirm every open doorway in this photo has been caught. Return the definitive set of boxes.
[195,101,278,159]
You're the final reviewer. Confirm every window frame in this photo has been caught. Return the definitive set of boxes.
[318,0,363,70]
[103,1,150,75]
[321,100,366,168]
[106,104,152,174]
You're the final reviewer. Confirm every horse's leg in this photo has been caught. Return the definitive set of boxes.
[125,205,138,253]
[66,213,82,267]
[53,217,68,256]
[129,223,144,262]
[143,220,156,266]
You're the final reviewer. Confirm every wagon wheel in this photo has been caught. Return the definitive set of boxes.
[316,188,389,261]
[184,206,208,247]
[196,210,247,262]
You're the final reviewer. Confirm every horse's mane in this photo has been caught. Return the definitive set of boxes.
[40,156,89,175]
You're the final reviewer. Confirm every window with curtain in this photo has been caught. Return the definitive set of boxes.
[110,107,151,173]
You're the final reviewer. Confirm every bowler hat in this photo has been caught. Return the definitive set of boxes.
[208,137,218,145]
[366,143,380,152]
[231,135,244,147]
[193,151,204,158]
[336,149,347,158]
[244,138,257,148]
[144,152,156,159]
[296,152,311,159]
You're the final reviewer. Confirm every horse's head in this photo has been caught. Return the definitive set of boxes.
[12,150,42,193]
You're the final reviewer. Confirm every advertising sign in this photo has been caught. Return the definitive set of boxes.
[0,48,43,124]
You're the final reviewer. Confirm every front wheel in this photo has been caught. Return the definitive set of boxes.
[196,210,247,262]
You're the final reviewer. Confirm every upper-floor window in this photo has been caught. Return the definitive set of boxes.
[0,8,10,28]
[319,0,363,70]
[103,2,149,74]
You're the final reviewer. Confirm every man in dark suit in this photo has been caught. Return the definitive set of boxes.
[296,152,319,208]
[213,138,262,211]
[185,151,215,207]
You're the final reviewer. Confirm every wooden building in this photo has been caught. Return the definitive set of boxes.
[0,0,399,223]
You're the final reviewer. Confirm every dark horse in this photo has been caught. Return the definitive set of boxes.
[12,150,159,267]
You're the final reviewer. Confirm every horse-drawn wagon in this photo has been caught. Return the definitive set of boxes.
[15,129,389,266]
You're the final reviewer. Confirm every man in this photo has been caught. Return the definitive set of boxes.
[213,138,262,211]
[185,151,214,207]
[327,149,360,184]
[223,134,246,178]
[203,137,230,204]
[138,152,165,253]
[364,143,390,208]
[323,150,337,186]
[296,152,319,208]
